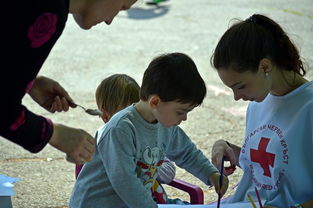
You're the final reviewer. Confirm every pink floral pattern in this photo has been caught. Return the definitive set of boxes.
[41,120,47,139]
[25,79,35,93]
[10,111,26,131]
[28,13,58,48]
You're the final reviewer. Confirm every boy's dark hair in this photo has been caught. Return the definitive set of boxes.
[211,14,306,76]
[140,52,206,106]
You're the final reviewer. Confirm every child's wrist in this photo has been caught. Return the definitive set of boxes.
[207,171,219,185]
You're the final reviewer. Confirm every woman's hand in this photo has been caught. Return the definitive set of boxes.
[211,139,238,175]
[209,172,229,196]
[49,123,96,164]
[28,76,76,113]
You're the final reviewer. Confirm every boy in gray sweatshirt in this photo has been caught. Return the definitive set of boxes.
[69,52,229,208]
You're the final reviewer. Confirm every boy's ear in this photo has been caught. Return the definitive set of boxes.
[149,95,161,109]
[258,58,273,73]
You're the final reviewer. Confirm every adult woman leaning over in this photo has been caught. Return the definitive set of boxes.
[0,0,137,165]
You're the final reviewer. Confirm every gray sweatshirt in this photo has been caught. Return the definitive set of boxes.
[69,105,218,208]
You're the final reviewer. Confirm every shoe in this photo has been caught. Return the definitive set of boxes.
[144,0,168,5]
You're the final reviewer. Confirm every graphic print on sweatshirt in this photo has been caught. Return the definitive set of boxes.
[136,146,165,190]
[240,124,289,191]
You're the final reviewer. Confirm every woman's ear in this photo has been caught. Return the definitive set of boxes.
[148,95,161,109]
[258,58,273,74]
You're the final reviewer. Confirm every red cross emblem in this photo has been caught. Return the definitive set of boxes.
[250,137,275,177]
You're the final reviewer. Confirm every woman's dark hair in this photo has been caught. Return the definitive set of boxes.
[211,14,306,76]
[140,52,206,106]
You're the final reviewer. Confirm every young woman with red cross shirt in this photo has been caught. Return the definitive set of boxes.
[210,14,313,208]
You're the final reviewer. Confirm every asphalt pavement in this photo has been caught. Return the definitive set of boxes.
[1,0,312,207]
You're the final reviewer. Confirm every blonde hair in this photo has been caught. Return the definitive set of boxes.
[96,74,140,115]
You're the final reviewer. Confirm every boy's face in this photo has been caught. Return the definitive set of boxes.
[153,100,196,128]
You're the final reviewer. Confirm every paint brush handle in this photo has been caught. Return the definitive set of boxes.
[255,187,263,208]
[247,194,257,208]
[217,157,225,208]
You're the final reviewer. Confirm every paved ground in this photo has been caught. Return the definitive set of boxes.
[1,0,313,207]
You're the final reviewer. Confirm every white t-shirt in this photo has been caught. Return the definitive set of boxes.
[227,81,313,207]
